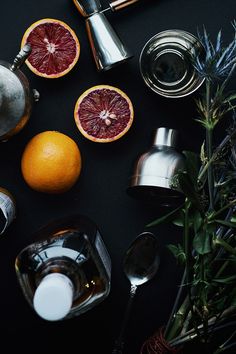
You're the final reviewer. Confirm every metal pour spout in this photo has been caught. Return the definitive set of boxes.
[10,44,31,72]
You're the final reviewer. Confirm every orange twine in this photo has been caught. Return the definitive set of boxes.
[140,328,181,354]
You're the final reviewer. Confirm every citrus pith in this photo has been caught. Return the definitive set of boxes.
[21,131,82,194]
[21,18,80,78]
[74,85,134,143]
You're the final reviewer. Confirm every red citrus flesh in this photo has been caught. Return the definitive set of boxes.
[21,18,80,78]
[74,85,134,143]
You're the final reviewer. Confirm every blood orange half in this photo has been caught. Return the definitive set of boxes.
[21,18,80,78]
[74,85,134,143]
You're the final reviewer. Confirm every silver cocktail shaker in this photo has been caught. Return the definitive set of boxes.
[127,128,186,206]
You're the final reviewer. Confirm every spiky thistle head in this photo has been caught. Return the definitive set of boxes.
[193,23,236,81]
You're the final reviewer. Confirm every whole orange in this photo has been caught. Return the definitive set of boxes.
[21,131,82,193]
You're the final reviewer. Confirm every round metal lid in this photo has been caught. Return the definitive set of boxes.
[139,29,205,98]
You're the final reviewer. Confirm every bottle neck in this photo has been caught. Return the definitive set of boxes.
[36,258,80,299]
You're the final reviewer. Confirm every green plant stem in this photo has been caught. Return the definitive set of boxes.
[165,296,190,341]
[213,329,236,353]
[184,200,202,341]
[200,255,209,343]
[215,259,230,278]
[215,341,236,353]
[169,306,236,347]
[205,79,215,211]
[184,200,191,286]
[206,127,214,210]
[169,317,236,348]
[209,200,236,220]
[164,268,187,339]
[214,238,236,256]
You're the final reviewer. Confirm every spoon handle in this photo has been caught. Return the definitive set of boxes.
[112,284,137,354]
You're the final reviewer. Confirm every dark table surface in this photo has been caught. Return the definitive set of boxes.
[0,0,236,353]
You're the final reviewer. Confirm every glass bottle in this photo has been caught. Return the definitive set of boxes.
[15,214,111,321]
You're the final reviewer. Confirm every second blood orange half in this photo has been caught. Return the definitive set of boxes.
[74,85,134,143]
[21,18,80,78]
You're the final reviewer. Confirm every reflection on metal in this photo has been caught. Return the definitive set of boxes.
[127,127,186,206]
[0,45,39,141]
[72,0,133,71]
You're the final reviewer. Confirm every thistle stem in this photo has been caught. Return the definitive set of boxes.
[206,127,214,210]
[205,79,215,211]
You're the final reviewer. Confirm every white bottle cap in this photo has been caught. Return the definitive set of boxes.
[33,273,74,321]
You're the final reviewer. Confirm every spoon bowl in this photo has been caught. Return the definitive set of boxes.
[112,231,160,354]
[123,232,160,286]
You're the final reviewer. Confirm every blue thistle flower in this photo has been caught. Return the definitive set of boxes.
[194,24,236,80]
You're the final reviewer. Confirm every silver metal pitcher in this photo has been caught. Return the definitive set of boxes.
[127,127,186,206]
[0,45,39,141]
[73,0,133,71]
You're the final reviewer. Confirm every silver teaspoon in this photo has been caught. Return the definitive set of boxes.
[112,231,160,354]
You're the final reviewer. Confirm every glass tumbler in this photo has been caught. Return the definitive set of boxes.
[139,29,205,98]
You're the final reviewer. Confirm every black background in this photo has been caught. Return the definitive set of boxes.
[0,0,236,353]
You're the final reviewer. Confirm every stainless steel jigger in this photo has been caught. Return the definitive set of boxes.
[73,0,133,71]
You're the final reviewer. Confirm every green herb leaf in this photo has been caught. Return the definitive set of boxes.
[193,230,211,255]
[200,142,206,163]
[167,244,186,264]
[231,215,236,223]
[146,204,184,227]
[172,209,185,227]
